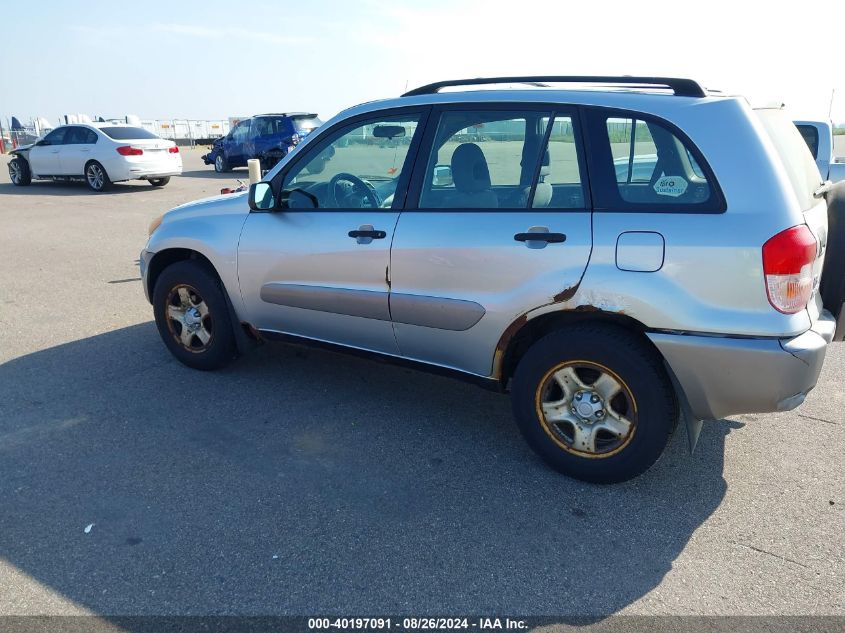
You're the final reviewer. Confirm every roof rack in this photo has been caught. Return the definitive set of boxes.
[254,112,319,117]
[402,76,707,98]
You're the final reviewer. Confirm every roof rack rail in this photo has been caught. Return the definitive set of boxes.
[402,76,707,98]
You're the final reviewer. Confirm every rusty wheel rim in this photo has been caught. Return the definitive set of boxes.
[534,360,638,459]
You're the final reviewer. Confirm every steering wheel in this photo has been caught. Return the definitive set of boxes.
[328,173,381,208]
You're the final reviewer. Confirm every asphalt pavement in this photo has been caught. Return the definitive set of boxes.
[0,150,842,620]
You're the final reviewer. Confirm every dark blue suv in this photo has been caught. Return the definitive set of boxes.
[202,113,322,172]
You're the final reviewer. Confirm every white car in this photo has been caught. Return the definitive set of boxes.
[7,123,182,192]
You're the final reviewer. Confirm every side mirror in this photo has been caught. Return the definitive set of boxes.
[248,182,277,211]
[433,164,453,187]
[36,139,49,147]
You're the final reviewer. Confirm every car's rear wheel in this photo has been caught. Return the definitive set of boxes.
[149,177,171,187]
[85,161,111,192]
[214,153,229,173]
[9,157,32,186]
[152,260,238,370]
[511,324,677,483]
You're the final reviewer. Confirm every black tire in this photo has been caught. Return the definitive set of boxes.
[214,153,230,173]
[152,260,238,371]
[149,177,171,187]
[511,324,677,484]
[8,157,32,186]
[821,182,845,327]
[85,161,111,192]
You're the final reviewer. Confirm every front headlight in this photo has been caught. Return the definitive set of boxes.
[148,214,164,236]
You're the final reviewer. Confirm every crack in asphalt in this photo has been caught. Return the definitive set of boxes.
[732,541,813,570]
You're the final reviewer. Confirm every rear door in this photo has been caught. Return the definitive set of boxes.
[59,126,98,175]
[389,105,593,377]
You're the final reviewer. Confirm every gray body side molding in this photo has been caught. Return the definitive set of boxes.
[389,294,485,331]
[260,283,485,331]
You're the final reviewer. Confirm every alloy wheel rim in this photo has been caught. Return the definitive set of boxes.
[9,162,21,184]
[535,360,638,458]
[165,284,213,353]
[215,156,223,171]
[87,164,104,189]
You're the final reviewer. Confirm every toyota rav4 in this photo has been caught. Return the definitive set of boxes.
[141,76,843,483]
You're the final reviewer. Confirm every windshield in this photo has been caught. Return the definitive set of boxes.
[99,126,159,140]
[755,109,822,210]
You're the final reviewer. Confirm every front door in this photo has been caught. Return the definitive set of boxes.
[389,106,594,376]
[224,120,250,167]
[27,127,68,176]
[238,109,426,355]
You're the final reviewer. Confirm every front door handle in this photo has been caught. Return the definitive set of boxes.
[348,224,387,245]
[514,226,567,248]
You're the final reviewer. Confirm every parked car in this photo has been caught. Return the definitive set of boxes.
[7,123,182,191]
[141,76,843,483]
[202,113,322,173]
[794,119,845,183]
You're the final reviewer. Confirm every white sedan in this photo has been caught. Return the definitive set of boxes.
[7,123,182,192]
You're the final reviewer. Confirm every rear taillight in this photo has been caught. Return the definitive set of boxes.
[168,146,179,153]
[116,146,143,156]
[762,225,817,314]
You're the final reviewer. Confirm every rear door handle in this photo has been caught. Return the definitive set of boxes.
[348,224,387,244]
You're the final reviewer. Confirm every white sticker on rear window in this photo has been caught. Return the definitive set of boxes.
[653,175,688,197]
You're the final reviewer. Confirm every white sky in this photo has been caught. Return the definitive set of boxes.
[1,0,843,126]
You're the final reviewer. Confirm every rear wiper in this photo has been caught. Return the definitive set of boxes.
[814,180,834,198]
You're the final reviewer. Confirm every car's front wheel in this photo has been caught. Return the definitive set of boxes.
[85,161,111,192]
[511,324,677,483]
[214,153,229,173]
[152,260,238,370]
[9,157,32,186]
[149,177,171,187]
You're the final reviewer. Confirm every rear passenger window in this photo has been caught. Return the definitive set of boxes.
[417,110,585,210]
[590,111,720,212]
[419,111,544,209]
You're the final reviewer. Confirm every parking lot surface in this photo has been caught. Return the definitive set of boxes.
[0,150,843,617]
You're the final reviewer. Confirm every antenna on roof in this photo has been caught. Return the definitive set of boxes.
[829,88,835,121]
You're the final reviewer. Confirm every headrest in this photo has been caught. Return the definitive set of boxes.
[451,143,491,193]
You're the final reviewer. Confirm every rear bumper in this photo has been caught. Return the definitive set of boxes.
[105,156,182,182]
[648,311,836,420]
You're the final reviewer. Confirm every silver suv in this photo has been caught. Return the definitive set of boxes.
[141,76,843,483]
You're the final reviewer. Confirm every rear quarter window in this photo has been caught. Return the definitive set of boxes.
[586,109,724,213]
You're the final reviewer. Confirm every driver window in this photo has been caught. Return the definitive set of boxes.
[279,113,421,209]
[42,128,68,145]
